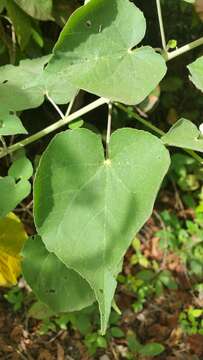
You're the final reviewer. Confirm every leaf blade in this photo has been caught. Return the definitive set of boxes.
[34,128,170,332]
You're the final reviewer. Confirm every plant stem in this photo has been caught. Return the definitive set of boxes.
[65,91,79,116]
[115,103,203,164]
[106,101,112,158]
[165,37,203,61]
[46,93,65,119]
[116,103,164,136]
[156,0,167,51]
[0,97,108,159]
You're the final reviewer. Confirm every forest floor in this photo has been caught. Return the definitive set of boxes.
[0,190,203,360]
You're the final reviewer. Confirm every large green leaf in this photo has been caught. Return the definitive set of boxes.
[46,0,167,105]
[34,128,170,333]
[188,56,203,92]
[0,55,76,111]
[162,118,203,152]
[22,236,95,312]
[14,0,53,21]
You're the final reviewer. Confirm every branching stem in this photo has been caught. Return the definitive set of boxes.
[65,91,79,116]
[165,37,203,61]
[115,103,203,164]
[46,93,65,119]
[0,97,108,159]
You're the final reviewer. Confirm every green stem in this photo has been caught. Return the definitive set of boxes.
[165,37,203,61]
[116,103,164,136]
[46,92,65,119]
[115,103,203,164]
[156,0,167,50]
[0,97,108,159]
[106,101,112,159]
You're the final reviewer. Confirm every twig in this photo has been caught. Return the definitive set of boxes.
[106,101,113,158]
[115,103,203,164]
[46,92,65,119]
[156,0,167,51]
[0,135,9,165]
[65,91,79,116]
[165,36,203,61]
[0,97,108,159]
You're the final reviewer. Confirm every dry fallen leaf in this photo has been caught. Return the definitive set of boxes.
[0,212,27,286]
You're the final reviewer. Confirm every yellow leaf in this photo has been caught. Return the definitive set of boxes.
[0,213,27,286]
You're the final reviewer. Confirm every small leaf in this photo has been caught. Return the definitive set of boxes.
[8,156,33,181]
[110,326,124,338]
[34,128,170,333]
[28,301,55,320]
[14,0,53,21]
[127,333,142,353]
[69,118,84,129]
[162,118,203,152]
[0,176,31,218]
[46,0,166,105]
[0,111,27,136]
[139,343,165,356]
[22,235,95,313]
[0,212,27,286]
[188,56,203,92]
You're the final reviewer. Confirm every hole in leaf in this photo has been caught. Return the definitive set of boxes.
[85,20,92,28]
[49,289,56,293]
[43,62,49,70]
[2,80,8,84]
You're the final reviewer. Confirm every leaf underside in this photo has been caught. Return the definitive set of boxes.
[33,128,170,333]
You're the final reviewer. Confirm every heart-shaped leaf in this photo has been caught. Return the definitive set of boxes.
[46,0,167,105]
[188,56,203,92]
[0,55,76,112]
[34,128,170,332]
[162,118,203,152]
[22,235,95,312]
